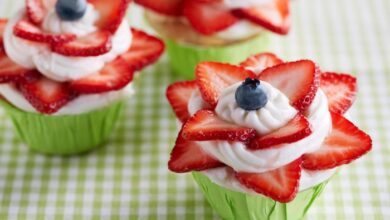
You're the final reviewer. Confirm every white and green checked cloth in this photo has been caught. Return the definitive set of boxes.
[0,0,389,219]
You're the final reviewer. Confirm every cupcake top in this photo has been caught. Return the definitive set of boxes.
[136,0,290,45]
[0,0,164,115]
[166,53,372,203]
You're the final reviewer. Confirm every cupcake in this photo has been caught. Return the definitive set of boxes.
[135,0,290,78]
[0,0,164,155]
[166,53,372,219]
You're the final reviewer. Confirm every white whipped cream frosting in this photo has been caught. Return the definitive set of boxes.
[4,7,132,82]
[215,21,264,41]
[220,0,272,9]
[1,4,135,115]
[216,82,297,135]
[42,4,99,36]
[187,82,333,192]
[0,83,134,115]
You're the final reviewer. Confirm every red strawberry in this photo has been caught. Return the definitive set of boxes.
[249,114,312,149]
[19,74,76,114]
[302,112,372,170]
[235,158,302,203]
[52,31,112,57]
[166,80,199,123]
[320,72,357,114]
[258,60,320,111]
[120,29,164,71]
[26,0,56,25]
[183,0,238,35]
[134,0,185,16]
[196,62,256,107]
[13,19,76,44]
[240,52,283,74]
[0,51,36,83]
[70,58,134,94]
[0,19,7,51]
[182,110,257,142]
[233,0,290,35]
[168,129,223,173]
[88,0,130,33]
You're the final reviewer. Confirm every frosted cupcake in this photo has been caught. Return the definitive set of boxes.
[0,0,164,155]
[166,53,372,219]
[135,0,290,78]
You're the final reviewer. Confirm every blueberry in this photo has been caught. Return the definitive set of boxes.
[55,0,87,21]
[235,78,268,111]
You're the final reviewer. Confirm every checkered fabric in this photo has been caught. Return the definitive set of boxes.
[0,0,389,219]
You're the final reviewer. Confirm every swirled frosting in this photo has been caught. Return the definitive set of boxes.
[187,81,334,191]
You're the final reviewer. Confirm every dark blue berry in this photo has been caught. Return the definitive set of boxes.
[235,78,268,111]
[55,0,87,21]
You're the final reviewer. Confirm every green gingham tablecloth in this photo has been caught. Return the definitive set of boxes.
[0,0,389,219]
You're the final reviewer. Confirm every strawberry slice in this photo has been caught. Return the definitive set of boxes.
[249,114,312,149]
[233,0,290,35]
[183,0,238,35]
[51,31,112,57]
[88,0,130,33]
[70,58,134,94]
[0,51,36,83]
[302,112,372,170]
[196,62,256,107]
[134,0,185,16]
[166,80,198,123]
[182,110,257,142]
[235,158,302,203]
[240,52,283,74]
[14,19,76,44]
[19,74,76,114]
[0,19,7,51]
[120,28,164,71]
[168,129,223,173]
[258,60,320,112]
[320,72,357,114]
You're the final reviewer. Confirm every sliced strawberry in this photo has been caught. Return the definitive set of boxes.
[70,58,134,94]
[19,75,76,114]
[14,19,76,44]
[320,72,357,114]
[135,0,184,16]
[88,0,130,33]
[302,112,372,170]
[196,62,256,107]
[52,31,112,57]
[166,80,198,123]
[168,129,223,173]
[183,0,238,35]
[249,114,312,149]
[120,28,164,71]
[182,110,257,142]
[240,52,283,74]
[0,51,36,83]
[233,0,290,35]
[26,0,55,25]
[236,158,302,203]
[258,60,320,112]
[0,19,7,51]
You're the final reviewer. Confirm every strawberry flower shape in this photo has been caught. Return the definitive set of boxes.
[166,53,372,203]
[135,0,290,35]
[0,0,164,114]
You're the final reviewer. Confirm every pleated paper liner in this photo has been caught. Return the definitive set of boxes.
[0,100,124,155]
[193,172,328,220]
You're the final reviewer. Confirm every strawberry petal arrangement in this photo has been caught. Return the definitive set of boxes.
[0,0,164,155]
[135,0,290,78]
[166,53,372,219]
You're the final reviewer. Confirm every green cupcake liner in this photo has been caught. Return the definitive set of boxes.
[193,172,328,220]
[166,34,271,79]
[0,100,124,155]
